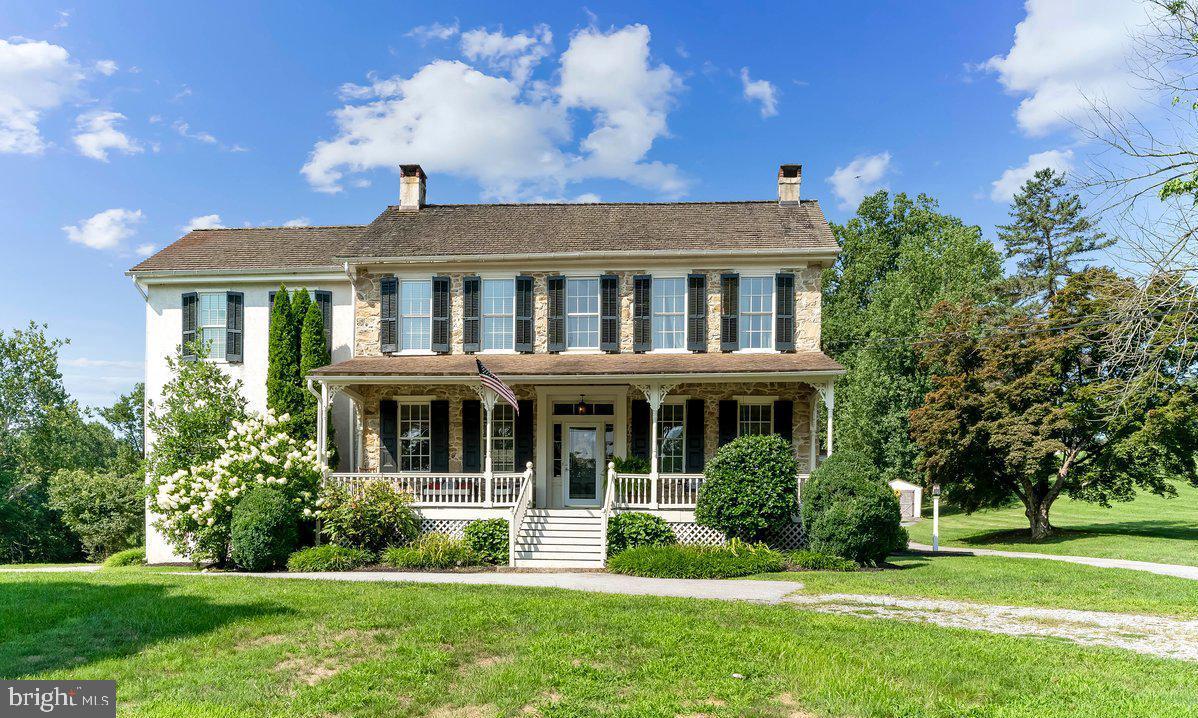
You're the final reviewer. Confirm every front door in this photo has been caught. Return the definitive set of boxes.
[564,424,603,506]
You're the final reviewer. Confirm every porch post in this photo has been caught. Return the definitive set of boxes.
[477,386,498,507]
[818,381,835,457]
[808,390,819,471]
[636,383,677,509]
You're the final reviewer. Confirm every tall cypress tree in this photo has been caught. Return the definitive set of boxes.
[266,285,304,426]
[997,168,1112,309]
[299,301,334,458]
[290,289,311,357]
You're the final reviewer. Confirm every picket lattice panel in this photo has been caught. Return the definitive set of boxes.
[667,520,806,549]
[419,519,470,538]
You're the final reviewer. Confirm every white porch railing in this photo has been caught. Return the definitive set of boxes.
[612,472,811,509]
[508,462,535,566]
[328,471,529,507]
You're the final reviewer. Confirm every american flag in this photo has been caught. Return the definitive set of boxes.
[476,359,519,415]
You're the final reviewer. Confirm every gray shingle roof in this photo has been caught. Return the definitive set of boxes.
[344,200,837,258]
[128,226,363,273]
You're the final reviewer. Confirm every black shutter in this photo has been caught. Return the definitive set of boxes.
[775,273,795,352]
[462,275,480,353]
[225,291,244,363]
[431,399,450,472]
[547,275,565,352]
[515,399,534,470]
[685,398,705,472]
[379,399,398,473]
[515,275,534,353]
[718,399,738,446]
[687,273,707,352]
[720,273,739,352]
[773,399,793,443]
[432,276,451,353]
[632,274,652,353]
[379,276,398,354]
[314,290,333,354]
[181,292,198,360]
[268,291,277,324]
[630,399,650,461]
[600,274,620,352]
[462,399,482,472]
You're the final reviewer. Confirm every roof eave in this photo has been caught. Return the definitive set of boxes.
[308,369,845,384]
[337,246,840,267]
[126,265,346,281]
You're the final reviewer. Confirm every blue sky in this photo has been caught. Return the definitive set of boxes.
[0,1,1147,407]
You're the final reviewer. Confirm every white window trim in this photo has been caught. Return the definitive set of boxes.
[737,401,774,438]
[481,402,518,473]
[649,274,690,354]
[736,274,779,354]
[197,291,228,363]
[395,400,432,473]
[656,400,687,475]
[480,276,517,354]
[565,276,601,351]
[398,277,433,354]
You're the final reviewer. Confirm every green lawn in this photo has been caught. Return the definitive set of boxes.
[755,552,1198,618]
[2,571,1197,717]
[905,481,1198,566]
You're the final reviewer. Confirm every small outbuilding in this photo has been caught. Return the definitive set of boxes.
[888,479,923,522]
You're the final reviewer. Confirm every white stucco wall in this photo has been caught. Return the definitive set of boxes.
[141,277,354,563]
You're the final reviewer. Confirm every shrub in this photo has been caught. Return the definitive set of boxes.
[380,534,482,570]
[319,481,419,553]
[695,434,799,543]
[102,546,146,568]
[286,544,374,572]
[607,512,676,557]
[463,519,509,565]
[801,452,907,566]
[612,455,650,474]
[230,487,299,571]
[607,540,785,579]
[47,468,144,560]
[782,550,857,572]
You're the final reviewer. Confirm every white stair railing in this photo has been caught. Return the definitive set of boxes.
[600,462,618,566]
[508,462,534,567]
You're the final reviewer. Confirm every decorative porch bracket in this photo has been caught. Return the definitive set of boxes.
[473,384,499,507]
[632,382,679,509]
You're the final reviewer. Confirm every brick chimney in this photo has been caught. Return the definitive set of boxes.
[399,164,427,209]
[778,164,801,203]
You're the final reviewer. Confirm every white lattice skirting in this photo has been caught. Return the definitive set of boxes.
[419,519,471,538]
[668,520,806,549]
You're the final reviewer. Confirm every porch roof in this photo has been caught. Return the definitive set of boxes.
[309,351,843,384]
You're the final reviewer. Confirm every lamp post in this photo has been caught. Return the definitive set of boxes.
[931,484,941,552]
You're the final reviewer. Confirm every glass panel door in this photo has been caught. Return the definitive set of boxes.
[565,426,600,505]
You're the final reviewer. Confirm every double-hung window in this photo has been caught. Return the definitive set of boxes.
[481,279,515,351]
[566,278,600,349]
[400,280,432,351]
[652,277,686,350]
[491,403,516,472]
[738,403,773,436]
[739,276,774,349]
[657,403,686,473]
[398,403,431,471]
[198,293,227,360]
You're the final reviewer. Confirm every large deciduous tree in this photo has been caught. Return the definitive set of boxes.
[910,269,1198,539]
[822,191,1003,481]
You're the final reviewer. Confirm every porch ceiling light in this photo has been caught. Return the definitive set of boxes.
[575,397,590,416]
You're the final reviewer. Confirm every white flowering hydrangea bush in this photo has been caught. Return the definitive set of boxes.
[152,410,322,564]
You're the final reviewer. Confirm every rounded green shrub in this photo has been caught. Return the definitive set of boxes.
[230,487,299,571]
[695,434,799,542]
[320,481,419,553]
[801,451,907,566]
[607,512,676,557]
[380,534,482,570]
[782,549,857,572]
[286,544,374,572]
[463,519,509,565]
[102,546,146,568]
[607,541,784,579]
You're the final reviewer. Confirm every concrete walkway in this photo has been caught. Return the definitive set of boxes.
[907,542,1198,581]
[189,569,805,603]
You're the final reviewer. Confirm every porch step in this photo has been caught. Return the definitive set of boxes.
[511,508,607,568]
[518,528,601,539]
[511,557,606,569]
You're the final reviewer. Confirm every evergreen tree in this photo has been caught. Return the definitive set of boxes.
[290,288,311,358]
[997,168,1113,309]
[266,285,303,425]
[299,302,334,459]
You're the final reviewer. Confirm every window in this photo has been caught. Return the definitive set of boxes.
[490,403,516,472]
[739,403,773,437]
[398,403,431,471]
[481,279,515,351]
[566,278,600,349]
[400,280,432,351]
[658,403,686,473]
[198,293,227,360]
[739,276,773,349]
[652,277,686,350]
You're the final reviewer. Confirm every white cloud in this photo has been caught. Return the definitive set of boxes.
[72,109,141,160]
[827,152,893,210]
[283,216,311,227]
[460,25,553,86]
[0,37,84,154]
[990,148,1074,201]
[54,11,70,29]
[408,20,460,43]
[173,119,217,144]
[181,214,225,232]
[63,208,144,251]
[304,24,684,200]
[739,67,778,118]
[93,59,117,76]
[134,243,156,256]
[63,357,144,369]
[983,0,1147,136]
